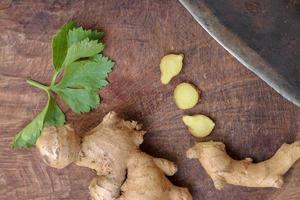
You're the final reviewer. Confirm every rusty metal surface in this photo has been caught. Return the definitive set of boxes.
[179,0,300,107]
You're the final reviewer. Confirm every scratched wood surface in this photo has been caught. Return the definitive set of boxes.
[0,0,300,199]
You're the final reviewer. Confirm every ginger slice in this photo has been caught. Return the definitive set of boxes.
[160,54,184,84]
[183,115,215,137]
[174,82,200,109]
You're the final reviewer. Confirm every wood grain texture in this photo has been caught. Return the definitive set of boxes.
[0,0,299,199]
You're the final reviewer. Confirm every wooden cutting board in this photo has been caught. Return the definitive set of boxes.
[0,0,299,199]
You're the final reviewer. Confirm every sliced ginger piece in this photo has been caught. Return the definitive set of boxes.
[174,82,199,109]
[182,115,215,137]
[160,54,184,84]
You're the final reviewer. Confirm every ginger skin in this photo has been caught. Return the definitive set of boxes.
[117,152,192,200]
[36,125,80,169]
[76,112,145,199]
[36,112,192,200]
[186,141,300,190]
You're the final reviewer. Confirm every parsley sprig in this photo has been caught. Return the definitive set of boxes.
[12,21,114,148]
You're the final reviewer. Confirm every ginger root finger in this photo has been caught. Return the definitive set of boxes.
[37,112,192,200]
[75,112,145,173]
[89,176,120,200]
[76,112,145,200]
[36,125,80,169]
[153,158,177,176]
[186,141,300,189]
[118,152,192,200]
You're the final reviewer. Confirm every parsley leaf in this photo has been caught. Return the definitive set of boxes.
[55,55,113,89]
[12,109,46,148]
[12,96,65,148]
[68,27,103,46]
[62,38,104,68]
[44,97,65,127]
[12,21,113,148]
[52,21,76,71]
[52,88,99,113]
[52,55,113,113]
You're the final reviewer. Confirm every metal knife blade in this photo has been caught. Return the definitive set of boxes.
[179,0,300,107]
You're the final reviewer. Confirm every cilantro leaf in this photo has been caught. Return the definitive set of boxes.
[52,21,76,71]
[68,27,103,47]
[12,96,66,148]
[12,109,47,148]
[52,55,113,113]
[56,55,113,89]
[52,88,100,113]
[44,97,65,127]
[62,39,104,68]
[12,21,113,148]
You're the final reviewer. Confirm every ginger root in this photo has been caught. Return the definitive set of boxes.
[186,141,300,189]
[36,125,80,169]
[174,83,200,109]
[160,54,184,84]
[182,115,215,137]
[36,112,192,200]
[117,152,192,200]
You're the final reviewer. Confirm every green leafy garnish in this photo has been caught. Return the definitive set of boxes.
[67,27,103,46]
[52,21,76,71]
[12,21,114,148]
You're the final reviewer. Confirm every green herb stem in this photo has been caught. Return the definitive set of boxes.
[50,71,59,86]
[26,79,49,93]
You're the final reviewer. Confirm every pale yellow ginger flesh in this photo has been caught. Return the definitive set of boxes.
[174,82,200,109]
[186,141,300,190]
[36,112,192,200]
[160,54,184,84]
[182,115,215,137]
